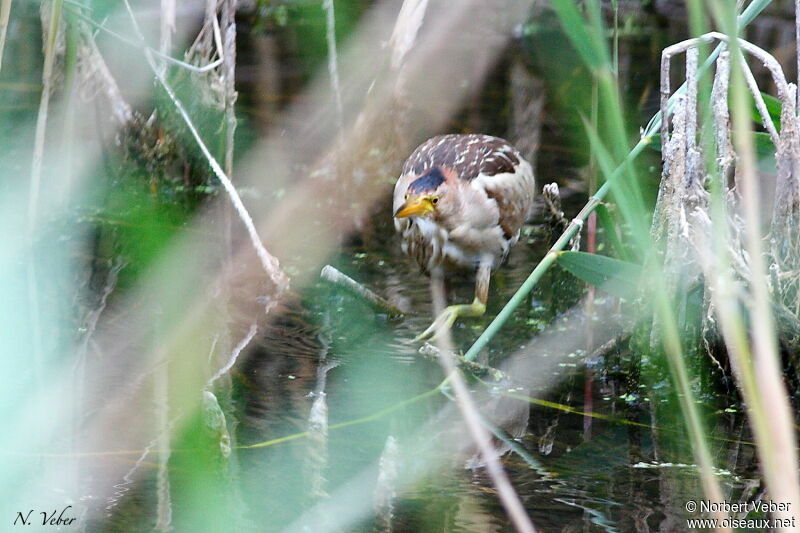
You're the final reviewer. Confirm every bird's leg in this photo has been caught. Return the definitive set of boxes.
[415,259,491,342]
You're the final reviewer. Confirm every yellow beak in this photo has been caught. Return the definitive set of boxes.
[394,196,434,218]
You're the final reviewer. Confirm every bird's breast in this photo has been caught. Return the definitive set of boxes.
[398,217,506,274]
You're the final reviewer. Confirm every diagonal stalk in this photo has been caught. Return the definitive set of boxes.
[463,0,773,362]
[28,0,64,410]
[712,2,800,523]
[0,0,12,72]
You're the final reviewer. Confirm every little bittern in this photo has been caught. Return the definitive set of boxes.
[393,134,536,340]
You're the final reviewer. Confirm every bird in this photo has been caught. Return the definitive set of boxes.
[392,133,536,341]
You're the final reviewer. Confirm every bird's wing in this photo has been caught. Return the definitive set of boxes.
[401,134,521,180]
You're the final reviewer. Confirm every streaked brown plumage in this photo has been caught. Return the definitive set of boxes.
[392,133,536,340]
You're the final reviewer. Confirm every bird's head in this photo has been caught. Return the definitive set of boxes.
[394,167,450,219]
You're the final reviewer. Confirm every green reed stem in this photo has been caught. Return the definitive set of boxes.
[462,0,772,363]
[462,137,650,362]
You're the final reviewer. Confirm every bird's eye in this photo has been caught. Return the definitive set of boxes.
[405,194,409,200]
[431,197,439,205]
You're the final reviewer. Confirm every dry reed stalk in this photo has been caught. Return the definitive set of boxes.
[428,276,537,533]
[154,360,172,531]
[27,0,64,411]
[660,25,800,527]
[154,0,176,499]
[29,0,63,234]
[323,0,343,138]
[159,0,175,73]
[75,21,133,124]
[656,39,729,530]
[0,0,12,72]
[727,39,800,532]
[221,0,237,179]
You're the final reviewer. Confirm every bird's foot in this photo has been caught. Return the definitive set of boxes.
[414,299,486,342]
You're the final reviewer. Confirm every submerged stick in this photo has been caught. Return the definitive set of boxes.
[418,342,505,380]
[320,265,404,317]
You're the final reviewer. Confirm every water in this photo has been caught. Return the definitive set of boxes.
[93,4,772,531]
[200,197,759,532]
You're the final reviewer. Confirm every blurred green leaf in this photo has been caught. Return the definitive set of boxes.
[753,131,776,157]
[595,203,634,262]
[548,0,610,71]
[556,251,642,298]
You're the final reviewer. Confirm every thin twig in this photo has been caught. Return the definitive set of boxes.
[66,5,224,74]
[208,323,257,387]
[123,0,290,309]
[739,53,779,145]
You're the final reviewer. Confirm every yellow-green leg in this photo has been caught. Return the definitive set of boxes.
[415,260,491,342]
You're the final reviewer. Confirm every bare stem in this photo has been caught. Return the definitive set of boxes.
[428,275,536,533]
[159,0,175,74]
[727,27,800,524]
[0,0,12,73]
[222,0,237,179]
[123,0,289,310]
[27,0,64,407]
[323,0,343,137]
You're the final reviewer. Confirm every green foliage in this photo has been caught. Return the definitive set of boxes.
[548,0,609,71]
[251,0,367,78]
[749,91,782,131]
[555,251,642,298]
